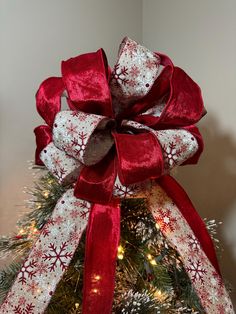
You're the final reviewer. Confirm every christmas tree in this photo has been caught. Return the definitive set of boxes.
[0,37,234,313]
[0,171,227,313]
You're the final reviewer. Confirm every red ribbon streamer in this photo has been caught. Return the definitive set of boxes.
[82,199,121,314]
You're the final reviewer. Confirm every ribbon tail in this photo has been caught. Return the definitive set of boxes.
[158,175,220,273]
[0,190,91,314]
[148,179,234,313]
[82,199,121,314]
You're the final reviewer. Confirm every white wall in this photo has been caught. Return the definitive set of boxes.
[0,0,142,233]
[143,0,236,304]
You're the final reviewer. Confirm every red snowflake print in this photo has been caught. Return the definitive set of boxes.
[14,302,35,314]
[163,142,181,167]
[73,132,87,157]
[217,304,226,314]
[69,226,81,242]
[114,184,139,198]
[31,244,46,259]
[80,209,90,220]
[26,280,39,295]
[18,297,26,306]
[70,209,80,219]
[41,218,55,237]
[36,261,48,275]
[186,259,206,284]
[173,134,183,144]
[1,290,15,309]
[211,270,224,289]
[123,40,137,56]
[52,156,62,167]
[145,58,160,70]
[53,215,64,225]
[179,143,188,154]
[78,112,88,122]
[62,142,75,155]
[73,200,90,219]
[187,234,200,251]
[54,166,66,181]
[128,79,136,88]
[18,259,37,284]
[43,242,73,272]
[111,64,129,86]
[66,122,78,137]
[129,65,140,77]
[71,111,80,117]
[155,208,177,233]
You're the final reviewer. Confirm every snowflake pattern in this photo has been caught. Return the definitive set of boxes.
[186,259,206,284]
[40,142,81,184]
[163,142,181,167]
[66,122,78,137]
[155,208,177,233]
[43,242,73,272]
[110,37,161,104]
[18,260,37,285]
[26,280,39,295]
[111,63,129,86]
[148,184,234,313]
[13,302,35,314]
[0,190,90,313]
[187,234,200,251]
[113,176,140,198]
[73,132,87,158]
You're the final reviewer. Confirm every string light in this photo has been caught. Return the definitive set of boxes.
[117,245,125,260]
[36,203,42,209]
[147,253,157,265]
[75,303,79,309]
[43,190,49,198]
[153,289,169,302]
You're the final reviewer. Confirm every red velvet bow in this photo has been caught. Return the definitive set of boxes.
[35,49,205,203]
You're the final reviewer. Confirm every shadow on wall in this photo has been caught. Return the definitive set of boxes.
[175,114,236,306]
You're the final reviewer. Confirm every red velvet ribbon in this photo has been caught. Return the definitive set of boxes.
[82,199,121,314]
[34,49,215,314]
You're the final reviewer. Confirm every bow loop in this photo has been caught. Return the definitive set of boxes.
[34,125,52,165]
[52,110,114,166]
[61,49,113,117]
[36,77,65,127]
[113,131,164,185]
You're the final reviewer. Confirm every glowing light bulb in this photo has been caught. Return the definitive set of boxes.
[117,253,124,260]
[43,190,49,198]
[19,229,25,235]
[118,245,124,253]
[150,259,157,266]
[75,303,79,309]
[147,254,152,260]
